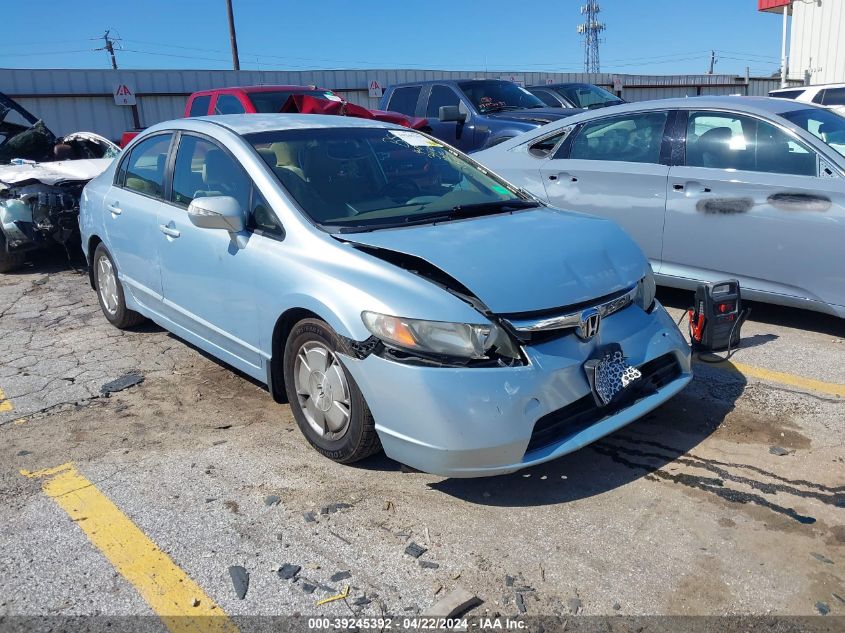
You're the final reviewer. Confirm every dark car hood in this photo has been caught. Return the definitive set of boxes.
[345,207,647,314]
[484,107,582,125]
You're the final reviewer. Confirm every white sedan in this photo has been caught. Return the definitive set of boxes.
[474,96,845,319]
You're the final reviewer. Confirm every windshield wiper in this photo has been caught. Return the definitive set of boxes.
[332,200,539,233]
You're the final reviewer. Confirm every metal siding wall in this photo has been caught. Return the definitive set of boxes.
[0,68,805,139]
[790,0,845,83]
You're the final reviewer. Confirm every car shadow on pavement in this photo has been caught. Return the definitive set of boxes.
[657,287,844,337]
[3,246,87,276]
[429,368,747,507]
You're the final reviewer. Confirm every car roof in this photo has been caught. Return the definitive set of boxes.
[193,85,329,94]
[142,114,402,137]
[547,95,823,118]
[771,83,845,92]
[389,78,513,88]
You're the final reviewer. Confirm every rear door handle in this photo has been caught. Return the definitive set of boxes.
[159,224,181,238]
[107,202,122,215]
[673,181,711,195]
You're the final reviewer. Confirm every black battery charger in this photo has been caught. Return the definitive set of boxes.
[687,280,748,353]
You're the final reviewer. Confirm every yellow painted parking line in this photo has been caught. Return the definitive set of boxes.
[21,463,240,633]
[0,388,13,413]
[703,359,845,398]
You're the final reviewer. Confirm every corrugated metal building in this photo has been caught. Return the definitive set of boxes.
[789,0,845,83]
[0,67,798,141]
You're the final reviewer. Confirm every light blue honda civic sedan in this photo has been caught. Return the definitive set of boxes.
[79,114,692,477]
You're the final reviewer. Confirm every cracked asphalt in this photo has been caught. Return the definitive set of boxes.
[1,253,843,626]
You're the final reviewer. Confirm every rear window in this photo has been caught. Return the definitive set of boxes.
[188,95,211,117]
[387,86,422,116]
[248,90,339,113]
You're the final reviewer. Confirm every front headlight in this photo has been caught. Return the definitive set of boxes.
[635,268,657,311]
[361,311,519,360]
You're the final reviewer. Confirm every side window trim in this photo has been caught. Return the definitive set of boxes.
[113,132,176,200]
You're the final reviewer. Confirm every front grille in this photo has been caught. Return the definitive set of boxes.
[525,353,682,455]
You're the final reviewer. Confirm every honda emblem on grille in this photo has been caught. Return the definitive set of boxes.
[577,308,601,340]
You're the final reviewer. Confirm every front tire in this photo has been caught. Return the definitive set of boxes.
[283,318,381,464]
[92,243,146,329]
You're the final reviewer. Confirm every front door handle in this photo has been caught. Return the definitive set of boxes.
[159,224,181,238]
[548,172,578,182]
[107,202,122,215]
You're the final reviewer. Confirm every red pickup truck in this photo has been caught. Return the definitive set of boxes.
[184,85,427,128]
[120,85,426,147]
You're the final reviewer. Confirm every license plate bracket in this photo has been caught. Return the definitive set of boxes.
[583,343,643,407]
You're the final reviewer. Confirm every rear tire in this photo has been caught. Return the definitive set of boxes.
[92,243,146,329]
[0,233,25,273]
[283,318,381,464]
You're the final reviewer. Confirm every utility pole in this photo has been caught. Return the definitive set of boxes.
[707,50,716,74]
[98,30,119,69]
[780,3,790,87]
[226,0,241,71]
[577,1,605,73]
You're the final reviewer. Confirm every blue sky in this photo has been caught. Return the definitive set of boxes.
[1,0,786,76]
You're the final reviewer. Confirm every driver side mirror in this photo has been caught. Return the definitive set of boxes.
[187,195,245,233]
[439,105,467,123]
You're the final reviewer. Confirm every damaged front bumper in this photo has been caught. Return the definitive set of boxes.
[340,301,692,478]
[0,181,85,252]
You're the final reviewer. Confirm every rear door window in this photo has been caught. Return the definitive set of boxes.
[387,86,422,116]
[569,111,668,163]
[119,134,173,198]
[188,95,211,117]
[822,87,845,106]
[685,111,817,176]
[214,94,246,115]
[425,85,461,118]
[532,89,562,107]
[769,89,804,100]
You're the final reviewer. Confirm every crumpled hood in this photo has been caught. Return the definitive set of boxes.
[0,158,112,189]
[345,208,647,314]
[485,107,581,125]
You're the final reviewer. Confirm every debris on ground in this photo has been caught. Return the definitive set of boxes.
[303,511,317,523]
[815,601,830,615]
[811,552,834,564]
[277,564,301,580]
[316,584,349,606]
[192,598,201,608]
[16,450,32,456]
[515,593,526,614]
[228,565,249,600]
[353,596,372,606]
[330,570,352,582]
[320,502,353,515]
[419,560,439,570]
[223,501,239,515]
[426,586,482,618]
[329,529,351,545]
[832,593,845,605]
[100,371,144,396]
[264,495,281,507]
[405,542,427,558]
[567,596,583,614]
[301,582,317,594]
[383,500,394,511]
[769,446,792,456]
[613,602,622,610]
[505,575,515,587]
[431,583,443,596]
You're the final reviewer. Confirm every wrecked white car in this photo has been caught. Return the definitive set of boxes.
[0,92,119,272]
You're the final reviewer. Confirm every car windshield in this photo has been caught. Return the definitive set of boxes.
[554,84,623,109]
[246,127,536,232]
[457,81,546,113]
[780,107,845,158]
[248,90,341,113]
